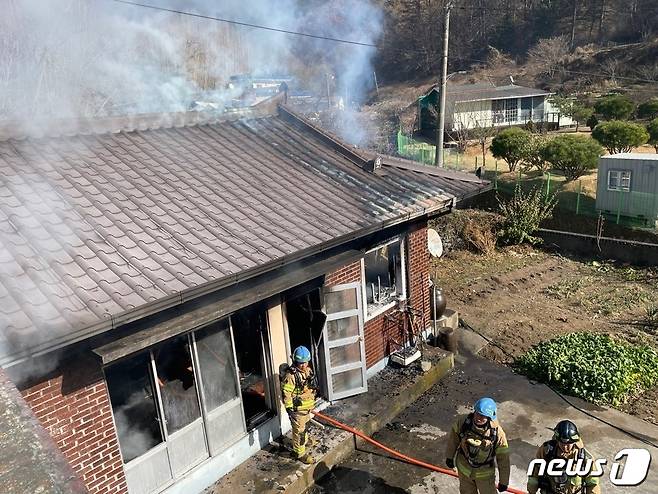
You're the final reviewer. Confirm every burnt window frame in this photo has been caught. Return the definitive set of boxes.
[360,237,406,322]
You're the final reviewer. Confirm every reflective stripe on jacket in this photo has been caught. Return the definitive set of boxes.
[527,440,601,494]
[281,365,316,411]
[445,414,511,484]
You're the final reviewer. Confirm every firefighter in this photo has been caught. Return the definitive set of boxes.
[527,420,601,494]
[281,346,318,464]
[446,397,511,494]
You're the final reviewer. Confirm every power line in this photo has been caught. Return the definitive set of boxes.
[453,56,658,85]
[112,0,378,48]
[113,0,658,88]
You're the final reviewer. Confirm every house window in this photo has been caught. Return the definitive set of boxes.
[504,99,518,123]
[106,352,164,463]
[362,239,405,319]
[608,170,631,191]
[492,99,505,124]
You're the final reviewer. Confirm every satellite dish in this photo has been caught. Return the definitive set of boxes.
[427,229,443,258]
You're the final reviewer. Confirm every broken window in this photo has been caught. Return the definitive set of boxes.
[195,319,240,412]
[362,239,404,319]
[153,335,202,434]
[106,352,164,463]
[231,306,273,429]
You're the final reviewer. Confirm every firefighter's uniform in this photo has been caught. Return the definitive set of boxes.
[527,439,601,494]
[446,414,511,494]
[281,364,317,459]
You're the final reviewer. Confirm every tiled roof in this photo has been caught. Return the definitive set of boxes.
[0,103,488,363]
[449,84,551,103]
[420,83,551,107]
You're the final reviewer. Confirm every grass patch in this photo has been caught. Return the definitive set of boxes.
[544,278,589,299]
[515,332,658,406]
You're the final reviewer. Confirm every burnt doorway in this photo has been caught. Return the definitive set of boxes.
[285,289,327,399]
[231,304,275,430]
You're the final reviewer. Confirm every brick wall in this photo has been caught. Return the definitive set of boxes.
[324,260,361,286]
[325,224,430,369]
[20,356,128,494]
[406,225,431,328]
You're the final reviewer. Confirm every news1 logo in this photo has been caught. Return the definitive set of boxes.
[527,448,652,486]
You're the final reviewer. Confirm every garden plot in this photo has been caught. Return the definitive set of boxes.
[431,245,658,425]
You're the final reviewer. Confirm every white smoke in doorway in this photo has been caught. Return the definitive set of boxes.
[0,0,383,145]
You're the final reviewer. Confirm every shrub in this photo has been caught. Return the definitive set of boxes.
[515,332,658,406]
[571,104,594,132]
[463,218,498,255]
[497,184,557,245]
[490,127,531,172]
[594,94,635,120]
[586,113,599,130]
[637,98,658,120]
[647,118,658,153]
[521,134,549,172]
[592,120,649,154]
[540,134,603,180]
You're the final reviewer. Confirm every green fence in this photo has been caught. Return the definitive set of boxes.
[397,130,657,231]
[396,130,467,170]
[491,170,658,230]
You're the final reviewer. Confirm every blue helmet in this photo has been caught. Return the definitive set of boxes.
[474,397,497,420]
[293,346,311,363]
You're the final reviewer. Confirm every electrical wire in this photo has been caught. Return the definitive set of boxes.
[111,0,658,87]
[112,0,378,47]
[458,318,658,449]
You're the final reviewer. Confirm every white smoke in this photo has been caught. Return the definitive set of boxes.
[0,0,383,366]
[0,0,383,144]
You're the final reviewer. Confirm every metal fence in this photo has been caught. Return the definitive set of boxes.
[396,130,470,170]
[491,171,658,230]
[396,132,657,231]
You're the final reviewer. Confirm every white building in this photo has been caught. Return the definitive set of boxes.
[417,82,574,133]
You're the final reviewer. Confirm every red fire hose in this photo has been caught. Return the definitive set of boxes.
[313,410,527,494]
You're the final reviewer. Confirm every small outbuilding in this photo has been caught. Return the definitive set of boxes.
[595,153,658,226]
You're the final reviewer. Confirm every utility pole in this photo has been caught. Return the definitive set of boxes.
[435,1,453,167]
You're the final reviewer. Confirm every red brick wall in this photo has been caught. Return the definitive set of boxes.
[20,357,128,494]
[406,225,431,329]
[325,223,430,369]
[324,260,361,286]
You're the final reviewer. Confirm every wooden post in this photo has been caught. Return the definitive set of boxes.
[494,160,498,191]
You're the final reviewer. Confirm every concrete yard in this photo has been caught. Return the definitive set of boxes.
[312,342,658,493]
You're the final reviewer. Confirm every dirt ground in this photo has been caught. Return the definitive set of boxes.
[431,245,658,425]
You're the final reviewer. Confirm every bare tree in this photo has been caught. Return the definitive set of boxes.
[527,36,571,77]
[468,116,496,167]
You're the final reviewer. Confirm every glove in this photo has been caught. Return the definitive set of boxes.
[293,397,302,409]
[445,458,455,469]
[497,484,508,492]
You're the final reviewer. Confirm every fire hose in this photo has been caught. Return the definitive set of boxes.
[312,410,527,494]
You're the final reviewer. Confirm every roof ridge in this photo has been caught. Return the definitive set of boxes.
[278,104,486,184]
[0,92,285,142]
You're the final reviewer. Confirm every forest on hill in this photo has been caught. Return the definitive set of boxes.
[376,0,658,85]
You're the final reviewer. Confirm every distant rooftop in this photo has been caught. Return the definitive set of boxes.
[602,153,658,161]
[422,82,551,104]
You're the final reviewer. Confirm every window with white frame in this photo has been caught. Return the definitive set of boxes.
[608,170,631,191]
[362,239,404,319]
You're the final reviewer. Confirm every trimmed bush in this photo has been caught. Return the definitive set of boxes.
[592,120,649,154]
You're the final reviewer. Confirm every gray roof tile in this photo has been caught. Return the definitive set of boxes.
[0,106,487,360]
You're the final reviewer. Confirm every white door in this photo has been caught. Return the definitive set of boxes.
[323,282,368,401]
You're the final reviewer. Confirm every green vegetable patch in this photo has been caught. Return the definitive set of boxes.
[515,332,658,406]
